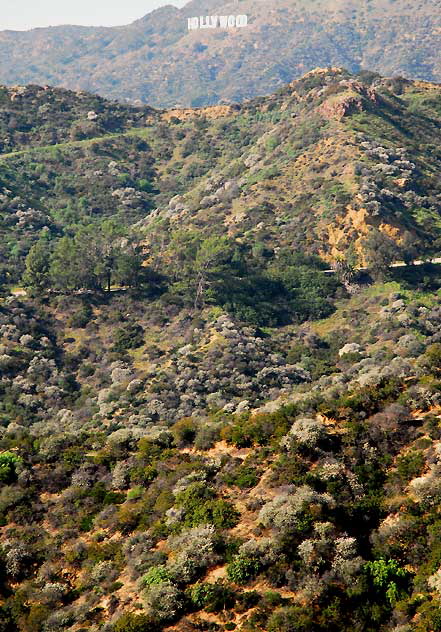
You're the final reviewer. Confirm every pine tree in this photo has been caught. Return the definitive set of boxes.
[22,240,51,293]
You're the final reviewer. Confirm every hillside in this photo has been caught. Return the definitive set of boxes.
[0,0,440,107]
[1,71,441,631]
[1,68,441,288]
[3,248,441,632]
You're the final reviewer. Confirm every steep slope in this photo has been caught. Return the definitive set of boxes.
[1,72,441,632]
[1,68,440,287]
[139,69,441,265]
[2,272,441,632]
[0,84,155,153]
[0,0,440,107]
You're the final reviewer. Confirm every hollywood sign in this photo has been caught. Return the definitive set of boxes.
[187,15,248,30]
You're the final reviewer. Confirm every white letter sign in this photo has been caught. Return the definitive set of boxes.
[187,15,249,30]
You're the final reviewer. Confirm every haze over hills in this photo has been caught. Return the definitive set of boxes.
[0,0,440,107]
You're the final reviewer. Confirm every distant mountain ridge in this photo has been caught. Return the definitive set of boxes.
[0,0,440,107]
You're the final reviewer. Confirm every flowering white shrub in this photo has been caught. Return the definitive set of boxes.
[166,525,217,582]
[143,582,183,621]
[27,356,57,381]
[298,538,329,572]
[127,378,143,394]
[91,561,118,584]
[19,334,34,347]
[280,417,327,451]
[339,343,361,357]
[111,366,133,385]
[4,543,29,578]
[42,608,75,632]
[71,464,95,488]
[172,470,208,496]
[238,537,280,566]
[298,522,362,584]
[0,354,14,371]
[39,582,67,604]
[111,461,130,489]
[332,536,363,581]
[428,568,441,595]
[165,507,185,526]
[258,486,334,533]
[317,460,344,481]
[409,464,441,505]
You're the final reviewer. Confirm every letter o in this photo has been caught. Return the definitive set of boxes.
[236,15,248,27]
[228,15,236,27]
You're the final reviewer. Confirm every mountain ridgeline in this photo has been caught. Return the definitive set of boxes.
[0,0,440,107]
[1,67,440,294]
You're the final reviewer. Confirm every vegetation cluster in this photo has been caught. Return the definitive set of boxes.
[0,69,440,631]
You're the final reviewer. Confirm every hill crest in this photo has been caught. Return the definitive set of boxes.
[0,0,440,107]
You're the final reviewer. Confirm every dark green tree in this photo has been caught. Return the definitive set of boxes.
[169,231,234,308]
[22,240,51,293]
[362,229,401,280]
[50,236,83,291]
[49,222,144,293]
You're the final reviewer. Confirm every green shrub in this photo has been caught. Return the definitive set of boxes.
[129,465,158,486]
[394,451,425,483]
[113,612,157,632]
[112,324,145,352]
[175,482,239,529]
[0,452,22,484]
[365,558,410,606]
[127,486,144,501]
[222,465,259,489]
[141,565,172,587]
[211,500,240,529]
[419,343,441,377]
[194,423,221,450]
[415,600,441,632]
[270,454,308,486]
[227,555,262,585]
[189,581,236,612]
[171,418,197,447]
[69,303,93,328]
[79,515,94,532]
[266,606,314,632]
[86,482,125,506]
[221,411,292,448]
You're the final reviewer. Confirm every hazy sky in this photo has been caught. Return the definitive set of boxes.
[1,0,188,31]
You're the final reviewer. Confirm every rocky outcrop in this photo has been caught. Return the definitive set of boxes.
[318,82,379,121]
